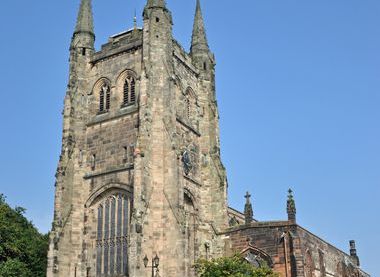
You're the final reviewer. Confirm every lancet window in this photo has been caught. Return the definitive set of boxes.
[183,87,198,128]
[99,84,111,112]
[123,76,136,106]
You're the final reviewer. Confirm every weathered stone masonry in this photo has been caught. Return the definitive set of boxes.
[48,0,227,276]
[47,1,370,277]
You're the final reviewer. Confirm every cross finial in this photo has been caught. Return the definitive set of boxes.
[288,189,294,201]
[245,191,251,202]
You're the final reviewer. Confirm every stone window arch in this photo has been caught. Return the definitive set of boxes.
[184,87,197,125]
[100,84,111,112]
[240,246,273,268]
[92,78,111,114]
[116,69,138,107]
[123,76,136,106]
[94,191,131,277]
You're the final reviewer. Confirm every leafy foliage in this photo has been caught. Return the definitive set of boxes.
[195,255,279,277]
[0,194,49,277]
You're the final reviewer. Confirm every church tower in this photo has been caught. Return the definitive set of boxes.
[47,0,228,276]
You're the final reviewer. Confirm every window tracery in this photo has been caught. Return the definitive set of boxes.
[245,252,262,268]
[242,248,272,269]
[96,193,130,276]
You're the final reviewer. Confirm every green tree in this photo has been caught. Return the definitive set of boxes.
[0,194,49,277]
[195,255,279,277]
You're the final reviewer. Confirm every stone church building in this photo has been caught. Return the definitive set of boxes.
[47,0,370,277]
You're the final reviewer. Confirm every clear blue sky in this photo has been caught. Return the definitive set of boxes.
[0,0,378,275]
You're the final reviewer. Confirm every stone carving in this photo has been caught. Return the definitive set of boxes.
[229,216,239,227]
[101,84,109,94]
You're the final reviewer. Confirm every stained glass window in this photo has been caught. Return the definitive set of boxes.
[96,194,130,276]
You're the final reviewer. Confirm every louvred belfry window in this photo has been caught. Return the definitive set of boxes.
[100,84,110,112]
[106,90,111,111]
[123,76,136,106]
[96,193,131,276]
[99,91,105,112]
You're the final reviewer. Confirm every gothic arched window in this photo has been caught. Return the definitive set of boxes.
[100,84,110,112]
[96,193,130,277]
[243,248,273,269]
[123,76,136,106]
[184,88,197,125]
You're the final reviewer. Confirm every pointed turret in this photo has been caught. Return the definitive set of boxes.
[349,240,360,267]
[244,192,254,224]
[145,0,166,9]
[191,0,209,54]
[74,0,94,36]
[287,189,297,222]
[71,0,95,50]
[190,0,213,74]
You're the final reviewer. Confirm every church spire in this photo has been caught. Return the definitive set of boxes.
[74,0,94,36]
[191,0,209,55]
[71,0,95,50]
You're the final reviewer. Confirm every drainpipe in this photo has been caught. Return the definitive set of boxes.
[281,232,290,277]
